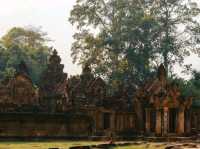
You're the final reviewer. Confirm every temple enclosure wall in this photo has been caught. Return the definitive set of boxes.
[0,111,135,137]
[0,50,199,138]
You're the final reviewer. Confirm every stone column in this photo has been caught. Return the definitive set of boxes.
[93,111,98,135]
[177,107,185,135]
[163,107,169,136]
[110,112,115,131]
[123,114,127,130]
[116,115,120,131]
[120,115,123,131]
[145,108,151,134]
[155,109,162,136]
[110,112,116,136]
[198,114,200,130]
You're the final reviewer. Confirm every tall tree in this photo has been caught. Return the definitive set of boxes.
[70,0,160,90]
[0,27,51,84]
[2,26,49,49]
[69,0,200,89]
[145,0,200,74]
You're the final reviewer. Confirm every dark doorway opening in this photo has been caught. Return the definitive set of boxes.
[150,110,156,132]
[103,113,111,129]
[169,108,177,133]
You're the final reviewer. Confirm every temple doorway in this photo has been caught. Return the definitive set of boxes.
[103,112,111,129]
[150,110,156,133]
[169,108,178,133]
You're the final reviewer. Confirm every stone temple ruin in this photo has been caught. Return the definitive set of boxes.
[0,49,198,138]
[134,64,193,136]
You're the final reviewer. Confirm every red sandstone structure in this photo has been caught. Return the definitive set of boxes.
[134,64,193,136]
[0,49,197,138]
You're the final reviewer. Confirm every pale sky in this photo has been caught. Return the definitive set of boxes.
[0,0,81,75]
[0,0,200,78]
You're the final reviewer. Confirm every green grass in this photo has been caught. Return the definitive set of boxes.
[0,141,167,149]
[0,141,102,149]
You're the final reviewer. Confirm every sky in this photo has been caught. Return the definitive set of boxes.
[0,0,200,78]
[0,0,81,75]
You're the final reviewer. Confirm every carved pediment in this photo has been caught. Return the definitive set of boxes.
[8,73,38,105]
[135,64,193,109]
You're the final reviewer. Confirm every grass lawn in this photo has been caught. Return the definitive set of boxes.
[0,141,103,149]
[0,141,168,149]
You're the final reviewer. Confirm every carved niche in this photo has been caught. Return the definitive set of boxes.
[7,61,38,106]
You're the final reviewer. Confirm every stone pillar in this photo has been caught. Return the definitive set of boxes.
[93,111,98,135]
[120,115,123,131]
[123,114,127,130]
[177,107,185,135]
[155,109,162,136]
[110,112,115,131]
[198,114,200,130]
[163,107,169,136]
[110,112,115,136]
[116,115,120,131]
[145,108,151,134]
[130,115,134,129]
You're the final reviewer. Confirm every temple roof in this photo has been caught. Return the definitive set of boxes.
[135,64,193,109]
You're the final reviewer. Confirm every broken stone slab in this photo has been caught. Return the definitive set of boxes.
[69,146,91,149]
[117,143,132,146]
[182,143,197,148]
[95,143,116,148]
[165,145,182,149]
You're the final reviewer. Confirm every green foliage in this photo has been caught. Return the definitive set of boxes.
[69,0,200,91]
[172,70,200,101]
[1,26,49,48]
[187,70,200,100]
[0,27,51,85]
[148,0,200,73]
[69,0,160,90]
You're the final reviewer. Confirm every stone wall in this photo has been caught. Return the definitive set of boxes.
[0,113,92,137]
[191,108,200,133]
[0,110,136,137]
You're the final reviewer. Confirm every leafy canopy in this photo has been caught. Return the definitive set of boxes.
[0,26,51,85]
[69,0,200,91]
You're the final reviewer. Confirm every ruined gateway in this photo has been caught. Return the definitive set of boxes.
[0,49,198,138]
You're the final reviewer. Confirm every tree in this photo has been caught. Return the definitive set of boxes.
[70,0,160,90]
[186,70,200,99]
[0,27,51,84]
[171,70,200,102]
[69,0,200,90]
[145,0,200,74]
[1,26,49,49]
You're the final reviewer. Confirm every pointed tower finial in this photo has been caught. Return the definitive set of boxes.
[82,63,91,74]
[17,60,30,76]
[157,64,166,81]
